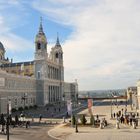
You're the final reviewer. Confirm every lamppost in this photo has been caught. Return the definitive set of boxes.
[62,94,65,106]
[71,101,73,127]
[129,88,133,110]
[21,93,27,119]
[110,99,113,119]
[22,93,27,110]
[125,91,127,107]
[134,94,138,113]
[7,99,11,140]
[75,102,81,133]
[75,115,78,133]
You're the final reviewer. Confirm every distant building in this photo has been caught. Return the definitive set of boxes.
[137,81,140,109]
[0,19,78,114]
[127,86,138,110]
[64,81,78,103]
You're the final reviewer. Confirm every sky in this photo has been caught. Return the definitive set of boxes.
[0,0,140,90]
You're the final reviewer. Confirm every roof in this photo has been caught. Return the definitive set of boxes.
[0,61,34,68]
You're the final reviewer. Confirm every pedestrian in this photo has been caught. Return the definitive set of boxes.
[96,114,99,119]
[51,113,54,118]
[39,114,42,122]
[26,121,30,128]
[15,115,19,125]
[114,113,116,118]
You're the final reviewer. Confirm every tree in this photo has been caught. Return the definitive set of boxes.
[72,115,76,125]
[80,114,87,125]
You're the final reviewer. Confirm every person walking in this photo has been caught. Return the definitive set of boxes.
[114,113,116,118]
[39,114,42,123]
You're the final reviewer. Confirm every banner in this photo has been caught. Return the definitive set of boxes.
[88,99,93,115]
[67,100,72,115]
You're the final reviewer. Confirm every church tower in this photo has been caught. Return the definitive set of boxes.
[34,17,48,80]
[34,18,48,106]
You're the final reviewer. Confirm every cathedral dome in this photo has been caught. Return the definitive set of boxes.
[0,42,5,52]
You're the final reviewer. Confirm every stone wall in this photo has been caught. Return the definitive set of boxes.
[0,70,36,114]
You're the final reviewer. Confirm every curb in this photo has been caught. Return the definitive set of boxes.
[48,123,66,140]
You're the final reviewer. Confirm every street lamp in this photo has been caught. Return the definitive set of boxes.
[110,99,113,119]
[129,88,133,110]
[7,99,11,140]
[75,102,81,133]
[22,93,27,110]
[75,116,78,133]
[125,91,127,107]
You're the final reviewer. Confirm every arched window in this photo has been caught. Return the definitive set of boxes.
[55,53,58,58]
[37,43,41,50]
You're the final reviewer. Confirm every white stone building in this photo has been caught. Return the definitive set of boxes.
[0,20,78,114]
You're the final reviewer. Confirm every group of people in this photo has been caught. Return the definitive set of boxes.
[113,108,139,127]
[94,115,108,128]
[0,113,31,134]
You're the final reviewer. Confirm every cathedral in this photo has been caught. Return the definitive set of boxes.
[0,19,78,114]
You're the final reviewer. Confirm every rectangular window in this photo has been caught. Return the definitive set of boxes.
[37,71,41,79]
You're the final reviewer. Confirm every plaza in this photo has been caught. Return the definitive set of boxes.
[48,100,140,140]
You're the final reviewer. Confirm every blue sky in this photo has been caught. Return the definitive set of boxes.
[0,0,140,90]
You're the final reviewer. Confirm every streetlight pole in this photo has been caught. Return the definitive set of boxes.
[7,99,11,140]
[75,115,78,133]
[71,101,73,127]
[22,93,27,110]
[110,99,113,119]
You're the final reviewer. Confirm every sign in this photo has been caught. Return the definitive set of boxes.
[88,99,93,115]
[67,100,72,115]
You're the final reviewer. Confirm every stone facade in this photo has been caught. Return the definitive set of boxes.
[0,70,36,114]
[0,19,78,114]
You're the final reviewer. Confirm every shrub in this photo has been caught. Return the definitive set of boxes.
[80,114,87,125]
[29,105,33,109]
[11,108,17,113]
[90,115,95,125]
[18,107,24,111]
[71,115,76,125]
[24,106,29,110]
[33,105,38,109]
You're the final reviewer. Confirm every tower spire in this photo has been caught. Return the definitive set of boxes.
[55,32,61,47]
[39,16,44,34]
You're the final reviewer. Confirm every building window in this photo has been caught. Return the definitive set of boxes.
[55,53,58,58]
[37,43,41,50]
[37,71,41,79]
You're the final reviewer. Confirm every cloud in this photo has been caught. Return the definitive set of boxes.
[31,0,140,90]
[0,1,34,61]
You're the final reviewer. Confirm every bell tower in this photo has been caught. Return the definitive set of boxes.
[34,17,48,80]
[55,34,63,65]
